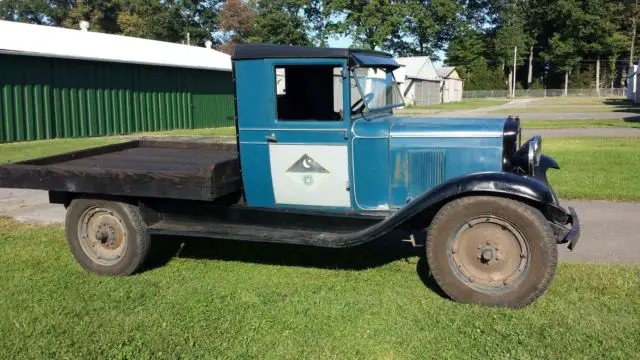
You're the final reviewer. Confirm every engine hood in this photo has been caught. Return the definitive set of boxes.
[349,113,511,208]
[389,116,507,138]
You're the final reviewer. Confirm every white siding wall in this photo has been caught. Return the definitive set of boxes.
[442,79,463,103]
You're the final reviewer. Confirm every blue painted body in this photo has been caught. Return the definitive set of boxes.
[233,57,506,212]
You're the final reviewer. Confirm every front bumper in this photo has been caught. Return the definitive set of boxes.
[564,207,580,250]
[549,205,580,250]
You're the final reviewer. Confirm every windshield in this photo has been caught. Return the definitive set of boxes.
[351,67,404,113]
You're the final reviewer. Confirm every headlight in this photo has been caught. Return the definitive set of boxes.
[512,136,542,175]
[502,116,521,171]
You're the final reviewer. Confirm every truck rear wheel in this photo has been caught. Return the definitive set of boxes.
[426,196,557,308]
[65,199,150,276]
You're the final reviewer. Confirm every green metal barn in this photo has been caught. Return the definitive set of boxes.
[0,20,235,144]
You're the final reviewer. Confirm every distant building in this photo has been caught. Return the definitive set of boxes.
[436,67,464,103]
[393,57,441,106]
[0,20,234,144]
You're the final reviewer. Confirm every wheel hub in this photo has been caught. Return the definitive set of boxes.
[480,245,497,263]
[449,216,530,292]
[77,207,128,266]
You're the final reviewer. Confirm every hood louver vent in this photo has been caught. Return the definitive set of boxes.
[408,148,446,198]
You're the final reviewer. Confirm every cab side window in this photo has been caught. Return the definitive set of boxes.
[275,65,343,121]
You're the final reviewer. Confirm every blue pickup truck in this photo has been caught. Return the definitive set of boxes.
[0,44,579,308]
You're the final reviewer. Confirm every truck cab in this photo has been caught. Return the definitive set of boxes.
[0,44,580,308]
[234,45,510,212]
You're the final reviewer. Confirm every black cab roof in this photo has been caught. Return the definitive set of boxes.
[232,44,400,69]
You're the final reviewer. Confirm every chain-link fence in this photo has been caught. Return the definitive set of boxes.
[462,88,626,99]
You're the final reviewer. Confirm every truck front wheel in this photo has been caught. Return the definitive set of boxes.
[426,196,557,308]
[65,198,150,276]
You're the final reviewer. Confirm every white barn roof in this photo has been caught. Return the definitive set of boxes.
[0,20,231,72]
[436,67,456,78]
[394,56,440,81]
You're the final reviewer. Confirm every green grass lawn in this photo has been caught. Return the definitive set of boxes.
[0,127,235,164]
[545,137,640,201]
[0,217,638,359]
[135,126,236,137]
[521,119,640,129]
[403,99,510,111]
[0,138,125,164]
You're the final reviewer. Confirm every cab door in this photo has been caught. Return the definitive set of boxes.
[266,60,351,209]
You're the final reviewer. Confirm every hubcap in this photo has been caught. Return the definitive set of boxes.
[77,207,127,266]
[449,216,530,292]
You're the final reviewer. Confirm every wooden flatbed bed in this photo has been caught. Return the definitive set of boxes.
[0,139,242,201]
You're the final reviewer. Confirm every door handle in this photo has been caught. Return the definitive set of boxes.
[266,133,277,143]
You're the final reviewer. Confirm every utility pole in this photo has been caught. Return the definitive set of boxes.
[187,32,191,46]
[596,57,600,96]
[527,46,533,89]
[512,46,517,98]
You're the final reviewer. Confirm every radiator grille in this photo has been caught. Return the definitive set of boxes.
[408,148,446,198]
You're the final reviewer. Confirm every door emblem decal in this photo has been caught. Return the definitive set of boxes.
[286,154,329,189]
[287,154,329,173]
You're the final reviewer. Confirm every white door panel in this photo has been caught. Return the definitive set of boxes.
[269,144,350,207]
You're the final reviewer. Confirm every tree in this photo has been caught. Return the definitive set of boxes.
[629,0,640,67]
[117,0,183,41]
[490,2,528,89]
[446,26,505,90]
[63,0,121,33]
[116,0,222,45]
[445,26,487,71]
[542,33,581,94]
[325,0,403,50]
[249,0,312,46]
[0,0,71,25]
[388,0,459,57]
[172,0,224,46]
[218,0,256,54]
[305,0,331,46]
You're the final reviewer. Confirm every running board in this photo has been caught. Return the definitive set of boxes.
[147,220,364,247]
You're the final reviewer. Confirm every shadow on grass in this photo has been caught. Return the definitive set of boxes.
[601,99,640,115]
[603,98,633,106]
[144,231,449,300]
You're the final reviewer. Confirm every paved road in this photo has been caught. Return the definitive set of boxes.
[1,188,638,264]
[560,200,640,265]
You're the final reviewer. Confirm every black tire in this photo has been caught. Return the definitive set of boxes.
[426,196,557,308]
[65,198,150,276]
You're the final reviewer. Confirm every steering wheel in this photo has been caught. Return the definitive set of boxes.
[350,93,375,114]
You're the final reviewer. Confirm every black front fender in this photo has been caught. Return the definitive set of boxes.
[391,171,560,230]
[323,172,562,248]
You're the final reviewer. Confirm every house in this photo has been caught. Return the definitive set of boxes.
[393,57,441,106]
[436,67,464,103]
[0,20,233,144]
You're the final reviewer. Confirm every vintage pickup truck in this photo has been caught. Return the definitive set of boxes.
[0,44,579,308]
